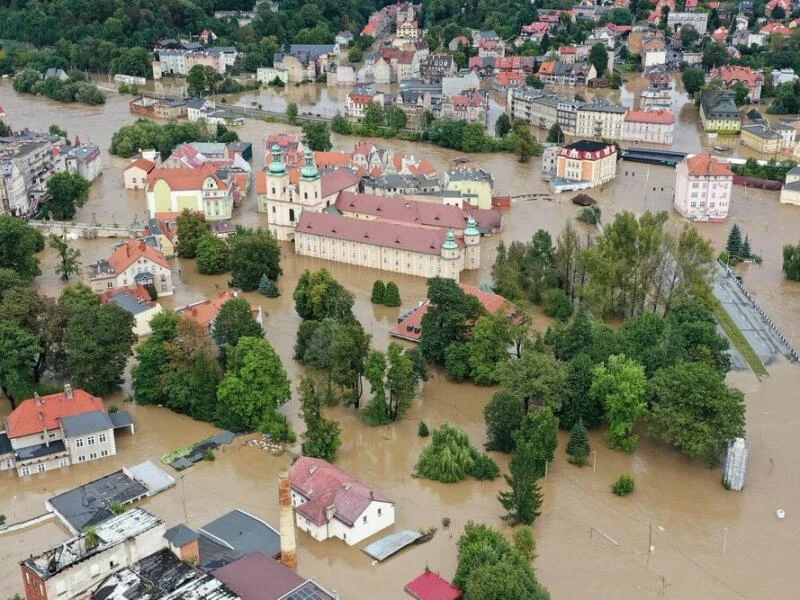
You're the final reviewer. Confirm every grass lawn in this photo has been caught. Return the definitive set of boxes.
[712,303,769,377]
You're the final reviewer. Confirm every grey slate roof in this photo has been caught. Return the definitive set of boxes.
[109,411,134,429]
[0,431,11,455]
[198,509,281,563]
[165,523,200,547]
[61,410,114,437]
[786,165,800,177]
[16,440,66,460]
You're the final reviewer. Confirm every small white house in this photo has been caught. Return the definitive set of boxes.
[288,456,395,546]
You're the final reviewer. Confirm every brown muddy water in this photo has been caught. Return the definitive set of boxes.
[1,84,800,600]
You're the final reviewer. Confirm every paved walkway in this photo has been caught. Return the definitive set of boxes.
[713,265,794,369]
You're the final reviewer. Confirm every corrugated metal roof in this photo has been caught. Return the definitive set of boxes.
[361,529,422,561]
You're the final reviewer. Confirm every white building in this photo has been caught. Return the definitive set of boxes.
[19,509,165,600]
[673,152,733,222]
[1,385,133,477]
[87,239,174,296]
[289,456,395,546]
[621,109,675,145]
[256,67,289,86]
[667,11,709,34]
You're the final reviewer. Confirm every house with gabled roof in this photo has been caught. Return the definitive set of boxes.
[288,457,395,545]
[87,239,173,296]
[1,384,134,477]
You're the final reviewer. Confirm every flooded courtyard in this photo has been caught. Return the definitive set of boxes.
[0,83,799,599]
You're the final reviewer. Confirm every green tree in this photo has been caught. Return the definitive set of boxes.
[454,523,548,598]
[213,298,264,354]
[301,122,332,151]
[229,227,282,291]
[591,354,647,452]
[495,113,512,137]
[258,274,280,297]
[286,102,299,125]
[542,288,572,321]
[772,5,786,19]
[186,65,220,97]
[682,66,705,98]
[299,376,342,461]
[566,419,591,465]
[293,269,354,321]
[331,113,351,134]
[383,281,401,306]
[348,46,363,63]
[0,321,40,406]
[444,342,470,381]
[363,343,420,424]
[589,43,609,77]
[176,210,211,259]
[525,74,545,88]
[512,120,536,162]
[362,102,385,133]
[65,303,136,395]
[783,242,800,281]
[49,234,81,281]
[555,307,594,361]
[742,235,752,259]
[385,106,408,130]
[731,81,749,106]
[546,123,564,144]
[680,24,700,48]
[370,279,385,303]
[601,7,634,25]
[416,422,479,483]
[515,407,559,478]
[331,318,371,407]
[496,351,568,412]
[49,124,68,138]
[702,41,728,69]
[726,224,743,258]
[610,71,622,89]
[647,362,745,465]
[485,390,527,452]
[44,172,90,220]
[195,234,230,274]
[498,433,544,524]
[215,337,291,434]
[420,277,484,364]
[466,313,512,385]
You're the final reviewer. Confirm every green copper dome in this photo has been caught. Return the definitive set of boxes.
[267,143,286,175]
[442,229,458,250]
[464,216,479,236]
[300,146,319,180]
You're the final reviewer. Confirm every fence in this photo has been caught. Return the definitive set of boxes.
[731,175,782,191]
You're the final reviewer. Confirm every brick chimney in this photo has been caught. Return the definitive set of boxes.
[278,470,297,570]
[64,384,73,401]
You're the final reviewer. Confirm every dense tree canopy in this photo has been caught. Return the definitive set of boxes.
[229,227,282,290]
[45,172,91,220]
[293,269,355,321]
[0,216,44,279]
[111,119,237,159]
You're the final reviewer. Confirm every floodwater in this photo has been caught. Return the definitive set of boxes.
[1,82,800,600]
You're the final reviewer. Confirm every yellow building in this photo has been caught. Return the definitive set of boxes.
[699,90,741,134]
[295,211,479,281]
[146,164,233,221]
[555,140,618,186]
[740,124,783,154]
[444,167,494,209]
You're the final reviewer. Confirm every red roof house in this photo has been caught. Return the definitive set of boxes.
[405,570,463,600]
[5,388,105,439]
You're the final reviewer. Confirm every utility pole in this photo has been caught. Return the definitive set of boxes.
[721,527,728,555]
[181,475,188,523]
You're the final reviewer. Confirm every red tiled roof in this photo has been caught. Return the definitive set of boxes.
[125,158,155,173]
[624,109,675,124]
[6,388,105,438]
[320,168,360,198]
[147,163,224,191]
[389,284,524,342]
[176,291,258,328]
[560,45,577,54]
[685,152,734,177]
[405,571,463,600]
[212,552,305,600]
[296,211,457,256]
[710,65,764,86]
[446,92,485,107]
[336,191,469,229]
[107,239,170,273]
[314,151,353,168]
[348,94,376,104]
[99,285,153,306]
[289,457,393,527]
[538,60,556,75]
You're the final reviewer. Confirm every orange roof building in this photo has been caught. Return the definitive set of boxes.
[87,240,174,296]
[621,109,675,145]
[674,153,733,222]
[176,290,264,330]
[389,284,526,342]
[146,163,234,221]
[2,385,134,477]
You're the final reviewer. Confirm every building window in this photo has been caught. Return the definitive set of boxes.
[272,206,276,214]
[378,508,382,516]
[101,450,109,457]
[21,466,31,476]
[87,435,96,445]
[362,515,368,524]
[76,438,84,448]
[99,433,107,443]
[78,455,86,462]
[90,452,97,460]
[59,458,69,468]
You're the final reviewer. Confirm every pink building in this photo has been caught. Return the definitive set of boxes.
[673,153,733,222]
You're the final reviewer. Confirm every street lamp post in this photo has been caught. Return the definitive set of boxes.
[591,450,597,473]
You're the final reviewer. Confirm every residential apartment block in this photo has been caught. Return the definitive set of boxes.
[1,385,133,477]
[673,152,733,222]
[152,46,237,79]
[709,65,764,103]
[621,109,675,145]
[345,87,385,122]
[576,101,627,139]
[740,123,784,154]
[0,129,62,217]
[556,140,618,187]
[667,11,709,34]
[87,240,173,296]
[699,90,742,133]
[439,91,489,128]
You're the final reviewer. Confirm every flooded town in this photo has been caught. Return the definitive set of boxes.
[2,3,800,600]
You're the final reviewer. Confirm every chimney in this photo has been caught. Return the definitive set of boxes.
[325,505,336,522]
[278,470,297,570]
[34,392,41,406]
[64,384,73,401]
